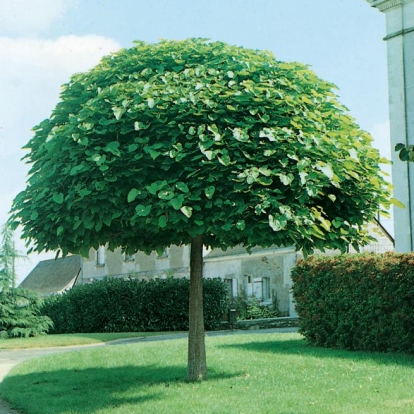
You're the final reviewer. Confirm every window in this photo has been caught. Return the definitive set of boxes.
[245,276,270,301]
[96,246,105,266]
[262,277,271,301]
[245,275,253,297]
[225,278,238,299]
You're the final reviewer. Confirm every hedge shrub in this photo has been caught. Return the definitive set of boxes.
[0,288,53,338]
[232,290,280,320]
[291,253,414,353]
[41,277,228,334]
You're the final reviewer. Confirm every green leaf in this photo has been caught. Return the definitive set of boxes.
[112,106,125,120]
[217,154,231,166]
[158,215,167,228]
[158,189,175,200]
[318,217,331,232]
[317,163,334,180]
[279,174,293,186]
[332,218,342,229]
[259,167,272,177]
[203,150,214,160]
[147,181,167,195]
[232,128,250,142]
[170,195,184,210]
[257,176,273,186]
[259,128,276,141]
[390,197,405,209]
[176,182,189,193]
[268,215,287,231]
[207,124,221,142]
[79,188,92,197]
[84,218,94,230]
[204,186,215,199]
[53,193,64,204]
[70,165,86,176]
[180,206,193,218]
[236,220,246,231]
[134,121,150,131]
[149,149,161,160]
[135,204,152,217]
[104,141,121,156]
[127,188,140,203]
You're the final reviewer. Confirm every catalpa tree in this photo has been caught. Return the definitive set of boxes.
[11,39,391,380]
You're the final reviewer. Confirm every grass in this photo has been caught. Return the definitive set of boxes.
[0,332,178,350]
[1,332,414,414]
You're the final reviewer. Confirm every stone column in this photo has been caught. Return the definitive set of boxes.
[367,0,414,251]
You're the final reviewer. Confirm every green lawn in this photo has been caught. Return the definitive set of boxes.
[1,332,414,414]
[0,332,176,350]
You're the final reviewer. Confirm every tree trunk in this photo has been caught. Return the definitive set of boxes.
[187,234,207,381]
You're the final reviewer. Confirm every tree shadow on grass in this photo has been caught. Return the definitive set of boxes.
[1,363,238,414]
[218,337,414,368]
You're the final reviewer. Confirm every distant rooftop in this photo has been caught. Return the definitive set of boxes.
[19,255,81,296]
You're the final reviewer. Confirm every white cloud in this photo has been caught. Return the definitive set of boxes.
[0,0,75,35]
[0,35,120,155]
[0,35,120,75]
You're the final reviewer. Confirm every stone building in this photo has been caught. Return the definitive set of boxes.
[80,244,297,316]
[366,0,414,251]
[20,219,393,319]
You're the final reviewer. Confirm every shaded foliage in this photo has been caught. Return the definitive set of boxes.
[41,277,228,334]
[0,224,52,338]
[0,288,52,338]
[292,253,414,353]
[232,289,280,320]
[10,39,391,257]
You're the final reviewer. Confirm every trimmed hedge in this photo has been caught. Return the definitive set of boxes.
[41,277,228,334]
[291,253,414,353]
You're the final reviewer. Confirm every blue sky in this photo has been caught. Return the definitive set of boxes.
[0,0,390,282]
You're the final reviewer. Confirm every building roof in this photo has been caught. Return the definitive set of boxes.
[19,255,82,296]
[205,245,294,259]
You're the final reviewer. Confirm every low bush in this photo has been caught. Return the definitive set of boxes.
[0,288,53,338]
[291,253,414,353]
[233,290,280,320]
[41,277,228,334]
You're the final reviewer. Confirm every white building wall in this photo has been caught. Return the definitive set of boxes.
[367,0,414,251]
[203,247,297,316]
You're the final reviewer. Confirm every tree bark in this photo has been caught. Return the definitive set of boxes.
[187,234,207,381]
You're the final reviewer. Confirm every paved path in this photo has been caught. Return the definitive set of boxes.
[0,327,298,413]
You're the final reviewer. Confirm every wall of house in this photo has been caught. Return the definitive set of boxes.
[203,247,298,316]
[348,222,394,253]
[80,244,298,316]
[81,245,191,282]
[78,223,389,317]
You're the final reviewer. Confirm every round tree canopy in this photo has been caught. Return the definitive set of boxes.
[11,39,391,257]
